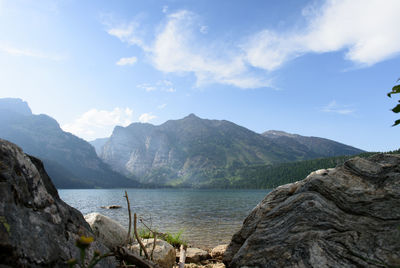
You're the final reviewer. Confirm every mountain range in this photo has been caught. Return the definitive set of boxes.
[0,98,140,188]
[94,113,364,187]
[0,98,364,188]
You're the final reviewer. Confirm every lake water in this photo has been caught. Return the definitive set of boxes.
[59,189,271,248]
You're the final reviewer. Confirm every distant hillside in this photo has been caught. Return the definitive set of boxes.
[90,137,108,156]
[99,114,364,187]
[262,130,363,157]
[0,98,140,189]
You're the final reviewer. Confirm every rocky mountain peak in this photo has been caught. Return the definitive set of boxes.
[0,98,32,116]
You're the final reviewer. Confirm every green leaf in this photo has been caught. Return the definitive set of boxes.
[392,104,400,113]
[393,119,400,127]
[388,85,400,97]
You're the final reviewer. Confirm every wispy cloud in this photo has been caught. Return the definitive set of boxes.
[139,113,157,123]
[0,45,64,61]
[162,5,168,13]
[106,0,400,89]
[137,80,177,93]
[116,56,137,66]
[62,107,134,140]
[157,103,167,109]
[321,100,355,115]
[243,0,400,70]
[105,11,270,89]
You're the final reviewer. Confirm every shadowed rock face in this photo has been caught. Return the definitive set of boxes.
[224,154,400,268]
[0,139,116,267]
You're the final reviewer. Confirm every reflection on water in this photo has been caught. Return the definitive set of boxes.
[59,188,270,248]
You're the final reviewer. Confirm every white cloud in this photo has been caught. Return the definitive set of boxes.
[106,21,150,51]
[321,100,354,115]
[137,83,157,92]
[157,103,167,109]
[62,107,134,140]
[107,10,270,89]
[139,113,157,123]
[0,45,64,61]
[137,80,177,93]
[162,5,168,13]
[151,11,270,88]
[106,1,400,89]
[244,0,400,70]
[116,56,137,66]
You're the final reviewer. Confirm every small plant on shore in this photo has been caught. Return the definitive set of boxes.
[67,235,112,268]
[138,228,187,248]
[163,230,187,248]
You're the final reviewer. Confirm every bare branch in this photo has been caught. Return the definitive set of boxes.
[124,191,132,245]
[134,213,150,260]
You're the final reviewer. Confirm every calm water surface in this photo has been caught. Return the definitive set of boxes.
[59,189,271,248]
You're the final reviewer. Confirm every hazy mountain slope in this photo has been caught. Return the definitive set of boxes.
[262,130,364,157]
[90,137,108,156]
[100,114,364,187]
[0,98,140,188]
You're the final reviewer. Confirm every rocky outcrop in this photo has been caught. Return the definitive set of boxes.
[211,245,228,261]
[0,139,116,267]
[129,239,176,268]
[84,212,128,249]
[224,154,400,267]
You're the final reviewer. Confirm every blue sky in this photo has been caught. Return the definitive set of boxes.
[0,0,399,152]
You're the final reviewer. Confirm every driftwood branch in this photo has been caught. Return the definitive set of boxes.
[124,191,132,245]
[151,233,157,261]
[139,217,159,260]
[134,213,150,260]
[178,244,187,268]
[114,246,160,268]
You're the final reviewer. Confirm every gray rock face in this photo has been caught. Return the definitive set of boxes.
[0,139,116,267]
[129,239,176,268]
[84,212,128,249]
[224,154,400,267]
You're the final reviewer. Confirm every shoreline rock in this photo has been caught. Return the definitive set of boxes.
[0,139,116,267]
[224,154,400,267]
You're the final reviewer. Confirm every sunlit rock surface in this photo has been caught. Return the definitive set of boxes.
[224,154,400,267]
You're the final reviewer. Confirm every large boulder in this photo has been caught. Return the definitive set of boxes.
[84,212,128,249]
[185,247,210,263]
[224,154,400,267]
[129,239,175,268]
[0,139,116,267]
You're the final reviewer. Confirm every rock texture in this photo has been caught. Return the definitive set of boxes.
[129,239,176,268]
[224,154,400,267]
[84,212,128,249]
[185,247,210,263]
[0,139,116,267]
[211,244,228,260]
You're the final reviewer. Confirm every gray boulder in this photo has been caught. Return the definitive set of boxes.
[85,212,128,249]
[129,238,176,268]
[0,139,116,267]
[224,154,400,267]
[185,247,210,263]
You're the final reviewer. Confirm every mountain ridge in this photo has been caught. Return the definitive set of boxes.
[99,114,364,187]
[0,98,140,189]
